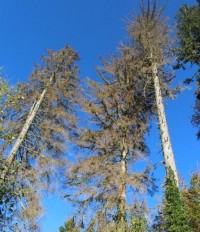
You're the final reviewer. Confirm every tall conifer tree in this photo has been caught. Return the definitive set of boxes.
[0,45,80,231]
[65,47,156,231]
[128,0,179,185]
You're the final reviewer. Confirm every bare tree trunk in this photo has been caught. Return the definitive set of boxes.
[0,73,55,183]
[152,63,179,186]
[118,144,127,226]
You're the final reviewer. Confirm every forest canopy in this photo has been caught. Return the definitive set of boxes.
[0,0,199,231]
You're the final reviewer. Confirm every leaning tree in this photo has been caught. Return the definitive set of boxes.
[0,45,80,231]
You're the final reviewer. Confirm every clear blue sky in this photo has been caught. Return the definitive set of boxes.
[0,1,199,231]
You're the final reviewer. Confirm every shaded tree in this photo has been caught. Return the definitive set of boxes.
[176,0,200,66]
[151,209,166,232]
[182,171,200,231]
[176,0,200,139]
[192,87,200,139]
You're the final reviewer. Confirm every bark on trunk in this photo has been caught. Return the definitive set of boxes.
[152,63,179,186]
[0,73,55,183]
[118,145,127,225]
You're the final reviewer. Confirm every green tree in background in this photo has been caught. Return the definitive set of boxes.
[176,0,200,138]
[151,209,166,232]
[182,171,200,231]
[176,0,200,66]
[131,202,148,232]
[192,79,200,139]
[59,218,80,232]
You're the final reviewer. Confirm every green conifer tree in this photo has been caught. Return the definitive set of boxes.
[176,0,200,138]
[59,218,80,232]
[164,168,192,232]
[176,0,200,66]
[182,171,200,231]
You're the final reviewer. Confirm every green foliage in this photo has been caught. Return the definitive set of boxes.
[59,218,80,232]
[131,202,148,232]
[192,78,200,139]
[176,0,200,66]
[0,77,23,144]
[164,168,192,232]
[0,78,23,230]
[0,77,10,139]
[182,171,200,231]
[176,0,200,139]
[151,210,166,232]
[0,157,22,231]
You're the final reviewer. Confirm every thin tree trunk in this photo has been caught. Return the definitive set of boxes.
[0,73,55,183]
[118,144,127,226]
[152,63,179,186]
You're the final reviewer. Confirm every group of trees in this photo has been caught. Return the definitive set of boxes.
[0,0,199,231]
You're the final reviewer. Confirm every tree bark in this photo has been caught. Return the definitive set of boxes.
[118,144,127,225]
[0,73,55,183]
[152,63,179,186]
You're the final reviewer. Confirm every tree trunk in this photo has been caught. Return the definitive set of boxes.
[118,144,127,226]
[0,73,55,183]
[152,63,179,186]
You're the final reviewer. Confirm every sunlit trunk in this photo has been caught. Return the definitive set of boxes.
[152,63,179,186]
[118,145,127,226]
[0,73,55,183]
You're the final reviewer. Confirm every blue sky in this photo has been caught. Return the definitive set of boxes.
[0,0,199,231]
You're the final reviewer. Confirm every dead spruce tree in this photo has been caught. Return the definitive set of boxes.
[0,45,80,231]
[65,47,156,231]
[128,0,179,185]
